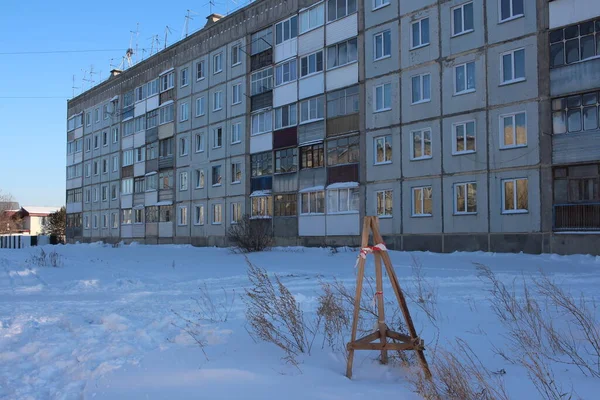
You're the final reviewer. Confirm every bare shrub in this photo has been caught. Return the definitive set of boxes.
[244,257,319,363]
[410,339,510,400]
[192,283,236,323]
[28,248,62,267]
[48,250,62,267]
[476,264,588,399]
[405,255,440,327]
[171,310,210,361]
[227,214,273,253]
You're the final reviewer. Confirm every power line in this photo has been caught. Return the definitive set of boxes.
[0,49,144,55]
[0,96,70,99]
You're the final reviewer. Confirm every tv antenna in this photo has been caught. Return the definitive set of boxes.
[71,75,80,97]
[182,10,200,39]
[164,26,173,49]
[129,22,140,65]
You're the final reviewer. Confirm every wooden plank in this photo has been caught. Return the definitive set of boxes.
[386,330,413,343]
[370,220,433,379]
[373,246,388,364]
[348,342,419,351]
[354,331,381,344]
[346,216,373,379]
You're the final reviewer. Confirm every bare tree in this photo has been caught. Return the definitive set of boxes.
[0,190,21,234]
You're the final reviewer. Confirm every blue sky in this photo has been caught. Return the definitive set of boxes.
[0,0,235,207]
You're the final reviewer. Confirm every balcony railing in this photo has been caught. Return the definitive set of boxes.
[553,203,600,232]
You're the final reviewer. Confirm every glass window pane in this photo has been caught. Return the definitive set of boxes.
[500,0,510,20]
[502,54,512,81]
[383,31,391,56]
[456,125,465,152]
[567,95,581,108]
[565,39,580,64]
[411,76,420,103]
[549,29,563,43]
[412,22,420,47]
[503,116,514,146]
[338,42,347,65]
[515,113,527,145]
[583,106,598,130]
[564,25,579,39]
[464,3,474,31]
[339,190,349,212]
[336,0,345,19]
[466,62,475,90]
[423,74,431,100]
[513,0,523,16]
[467,184,477,213]
[413,131,422,158]
[552,98,565,111]
[466,122,475,150]
[581,35,595,60]
[504,181,515,211]
[517,179,528,210]
[421,18,429,44]
[514,49,525,79]
[456,65,465,92]
[551,111,565,133]
[348,38,357,62]
[550,43,564,68]
[567,109,582,132]
[456,185,465,212]
[327,0,336,22]
[583,92,597,106]
[453,7,462,35]
[580,21,594,35]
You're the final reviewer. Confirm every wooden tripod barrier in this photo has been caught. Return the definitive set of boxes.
[346,216,432,380]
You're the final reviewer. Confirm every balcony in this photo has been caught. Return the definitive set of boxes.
[553,203,600,232]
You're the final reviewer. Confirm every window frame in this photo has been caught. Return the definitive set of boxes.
[196,60,205,81]
[326,37,358,70]
[212,165,222,187]
[231,162,242,184]
[501,177,529,214]
[411,186,433,217]
[454,61,476,95]
[275,15,299,45]
[179,102,189,122]
[251,195,273,218]
[373,135,392,165]
[410,17,430,50]
[498,0,524,24]
[232,83,242,105]
[213,53,223,74]
[326,0,357,23]
[212,203,223,224]
[299,96,325,124]
[300,190,325,215]
[411,73,431,104]
[275,58,298,86]
[178,206,188,226]
[410,128,433,161]
[372,0,390,11]
[373,30,392,61]
[212,91,223,111]
[195,169,205,189]
[299,3,324,34]
[453,182,477,215]
[500,48,526,85]
[275,147,298,174]
[451,2,474,37]
[300,143,325,169]
[213,127,223,149]
[275,103,297,130]
[180,67,189,87]
[251,110,273,136]
[231,44,241,66]
[374,83,392,112]
[452,120,477,155]
[326,187,360,214]
[231,122,242,144]
[499,111,528,149]
[195,96,205,117]
[375,189,393,218]
[300,51,324,78]
[194,204,205,225]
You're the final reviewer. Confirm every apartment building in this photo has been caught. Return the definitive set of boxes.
[65,0,600,255]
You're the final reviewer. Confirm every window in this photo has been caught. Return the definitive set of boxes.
[376,190,393,217]
[454,182,477,214]
[251,27,273,55]
[112,156,118,172]
[196,61,205,80]
[85,137,91,152]
[327,86,359,118]
[146,142,158,160]
[84,215,89,229]
[231,122,241,144]
[213,91,223,111]
[212,165,222,186]
[213,128,223,148]
[160,71,175,92]
[111,184,117,200]
[301,190,325,214]
[102,159,108,174]
[300,3,324,33]
[500,112,527,148]
[300,96,325,123]
[196,97,205,117]
[327,38,358,69]
[374,135,392,164]
[274,194,297,217]
[180,68,188,87]
[213,53,223,74]
[251,67,273,96]
[122,209,132,225]
[94,134,99,149]
[452,121,476,154]
[231,163,242,183]
[178,206,188,225]
[94,108,100,123]
[374,30,391,60]
[502,178,528,213]
[455,62,476,94]
[252,110,273,135]
[374,83,392,112]
[300,51,324,77]
[412,186,433,216]
[552,91,600,134]
[180,102,189,122]
[160,206,172,222]
[146,110,158,129]
[102,131,108,146]
[499,0,523,23]
[112,127,119,143]
[67,163,82,179]
[123,119,134,137]
[231,44,241,66]
[251,196,272,218]
[111,212,118,229]
[275,148,298,173]
[134,208,144,224]
[231,203,243,223]
[452,2,474,36]
[85,163,91,177]
[373,0,389,10]
[327,0,357,22]
[411,18,430,49]
[194,204,205,225]
[147,79,159,97]
[410,129,432,160]
[212,204,223,224]
[232,84,242,105]
[85,189,91,203]
[135,147,145,163]
[123,149,134,166]
[102,105,109,121]
[275,59,297,86]
[553,164,600,204]
[159,104,174,124]
[159,170,173,189]
[195,169,205,188]
[135,85,146,102]
[93,215,98,229]
[251,152,273,177]
[179,137,188,157]
[180,172,188,191]
[550,19,600,68]
[134,177,145,193]
[501,48,525,84]
[145,206,158,223]
[275,16,298,45]
[92,161,99,176]
[327,187,359,213]
[121,178,133,195]
[146,173,158,191]
[66,188,82,203]
[300,143,324,169]
[196,133,205,152]
[327,135,359,165]
[85,112,91,126]
[411,74,431,104]
[275,104,297,129]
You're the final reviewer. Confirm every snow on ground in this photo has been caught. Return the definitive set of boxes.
[0,244,599,399]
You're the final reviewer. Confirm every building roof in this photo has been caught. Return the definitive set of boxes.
[20,206,61,216]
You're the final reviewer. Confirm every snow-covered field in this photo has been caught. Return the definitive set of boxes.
[0,244,599,399]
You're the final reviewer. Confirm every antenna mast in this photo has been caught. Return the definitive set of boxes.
[182,10,199,39]
[71,75,80,97]
[164,26,173,49]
